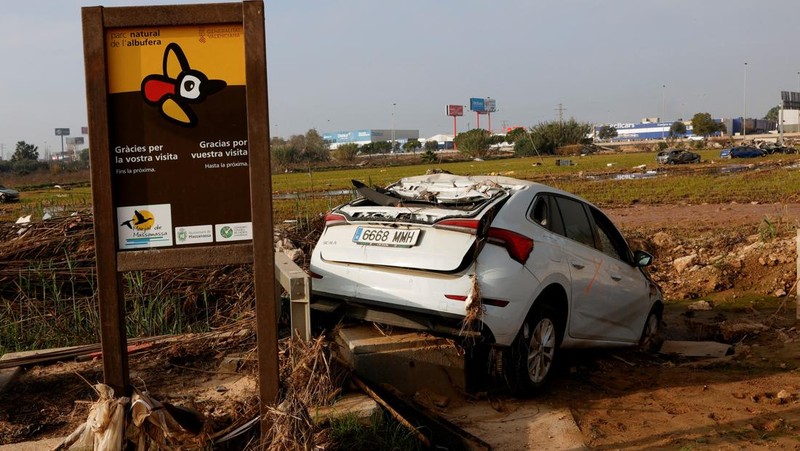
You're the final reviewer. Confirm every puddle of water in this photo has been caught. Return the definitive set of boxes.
[274,189,353,200]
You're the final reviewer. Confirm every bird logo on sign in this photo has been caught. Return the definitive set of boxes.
[120,210,155,231]
[141,43,226,127]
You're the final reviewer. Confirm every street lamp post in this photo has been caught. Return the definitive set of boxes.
[391,103,396,152]
[661,84,666,139]
[743,62,748,139]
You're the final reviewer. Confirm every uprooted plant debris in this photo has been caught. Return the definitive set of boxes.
[0,211,324,353]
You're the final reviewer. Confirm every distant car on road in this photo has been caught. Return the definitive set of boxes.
[657,149,701,164]
[311,174,663,393]
[0,184,19,203]
[720,146,766,159]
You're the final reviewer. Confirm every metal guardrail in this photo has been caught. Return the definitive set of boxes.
[275,252,311,340]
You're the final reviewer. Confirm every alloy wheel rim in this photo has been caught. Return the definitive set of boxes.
[643,314,659,347]
[527,318,555,383]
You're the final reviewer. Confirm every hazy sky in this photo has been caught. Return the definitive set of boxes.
[1,0,798,158]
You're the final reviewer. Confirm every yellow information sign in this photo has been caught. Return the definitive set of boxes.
[105,24,251,250]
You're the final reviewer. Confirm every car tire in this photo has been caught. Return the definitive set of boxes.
[0,194,5,203]
[507,304,562,395]
[639,308,663,352]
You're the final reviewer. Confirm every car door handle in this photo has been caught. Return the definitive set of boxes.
[611,275,622,281]
[571,262,585,270]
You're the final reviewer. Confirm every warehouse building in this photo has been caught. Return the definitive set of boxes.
[322,129,419,149]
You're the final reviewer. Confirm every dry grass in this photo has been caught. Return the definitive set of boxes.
[257,334,348,450]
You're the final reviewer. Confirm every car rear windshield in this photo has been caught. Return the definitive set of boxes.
[339,177,515,224]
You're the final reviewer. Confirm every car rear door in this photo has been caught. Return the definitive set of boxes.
[555,197,648,342]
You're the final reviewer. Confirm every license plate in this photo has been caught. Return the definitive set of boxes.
[352,226,420,247]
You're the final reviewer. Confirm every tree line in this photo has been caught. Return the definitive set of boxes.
[0,141,90,175]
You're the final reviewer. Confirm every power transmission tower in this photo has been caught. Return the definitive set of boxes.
[556,103,566,125]
[555,103,567,147]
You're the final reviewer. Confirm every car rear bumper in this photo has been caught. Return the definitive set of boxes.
[310,244,538,346]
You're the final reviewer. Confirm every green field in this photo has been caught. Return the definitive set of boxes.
[3,150,800,224]
[274,150,800,222]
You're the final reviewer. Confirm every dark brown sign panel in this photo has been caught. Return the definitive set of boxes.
[107,25,251,249]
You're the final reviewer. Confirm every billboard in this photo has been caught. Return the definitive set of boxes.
[105,24,249,250]
[446,105,463,116]
[469,98,485,112]
[66,137,85,145]
[55,128,70,136]
[782,91,800,110]
[469,97,496,113]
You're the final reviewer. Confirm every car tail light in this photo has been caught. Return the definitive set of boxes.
[487,227,533,264]
[324,212,347,226]
[433,218,480,234]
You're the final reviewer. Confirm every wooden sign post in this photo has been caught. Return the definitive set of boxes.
[81,0,277,419]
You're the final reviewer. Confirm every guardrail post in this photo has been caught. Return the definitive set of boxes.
[275,252,311,340]
[796,229,800,324]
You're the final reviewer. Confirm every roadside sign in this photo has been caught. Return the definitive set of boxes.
[82,1,277,423]
[446,105,463,117]
[470,98,485,112]
[105,23,249,250]
[81,126,89,135]
[55,128,70,136]
[66,137,85,145]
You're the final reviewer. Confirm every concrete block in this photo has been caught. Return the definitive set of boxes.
[336,325,466,398]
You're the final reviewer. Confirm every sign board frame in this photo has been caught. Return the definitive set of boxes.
[82,0,276,416]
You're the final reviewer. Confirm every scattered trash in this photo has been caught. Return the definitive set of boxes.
[613,171,658,180]
[15,215,31,225]
[555,159,573,166]
[57,384,129,450]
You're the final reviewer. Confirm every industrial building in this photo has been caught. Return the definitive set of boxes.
[596,117,776,141]
[322,129,419,149]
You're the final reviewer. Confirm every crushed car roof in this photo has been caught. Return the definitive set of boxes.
[386,174,531,203]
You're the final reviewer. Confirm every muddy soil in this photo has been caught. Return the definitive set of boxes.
[1,202,800,449]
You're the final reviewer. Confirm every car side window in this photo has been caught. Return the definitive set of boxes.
[554,196,594,248]
[589,206,630,263]
[530,196,549,227]
[529,194,565,235]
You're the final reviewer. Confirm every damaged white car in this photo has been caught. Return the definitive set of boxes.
[310,174,663,393]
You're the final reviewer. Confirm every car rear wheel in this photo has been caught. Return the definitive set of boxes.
[507,304,561,394]
[639,308,663,352]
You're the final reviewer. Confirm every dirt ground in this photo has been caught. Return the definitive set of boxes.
[1,202,800,449]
